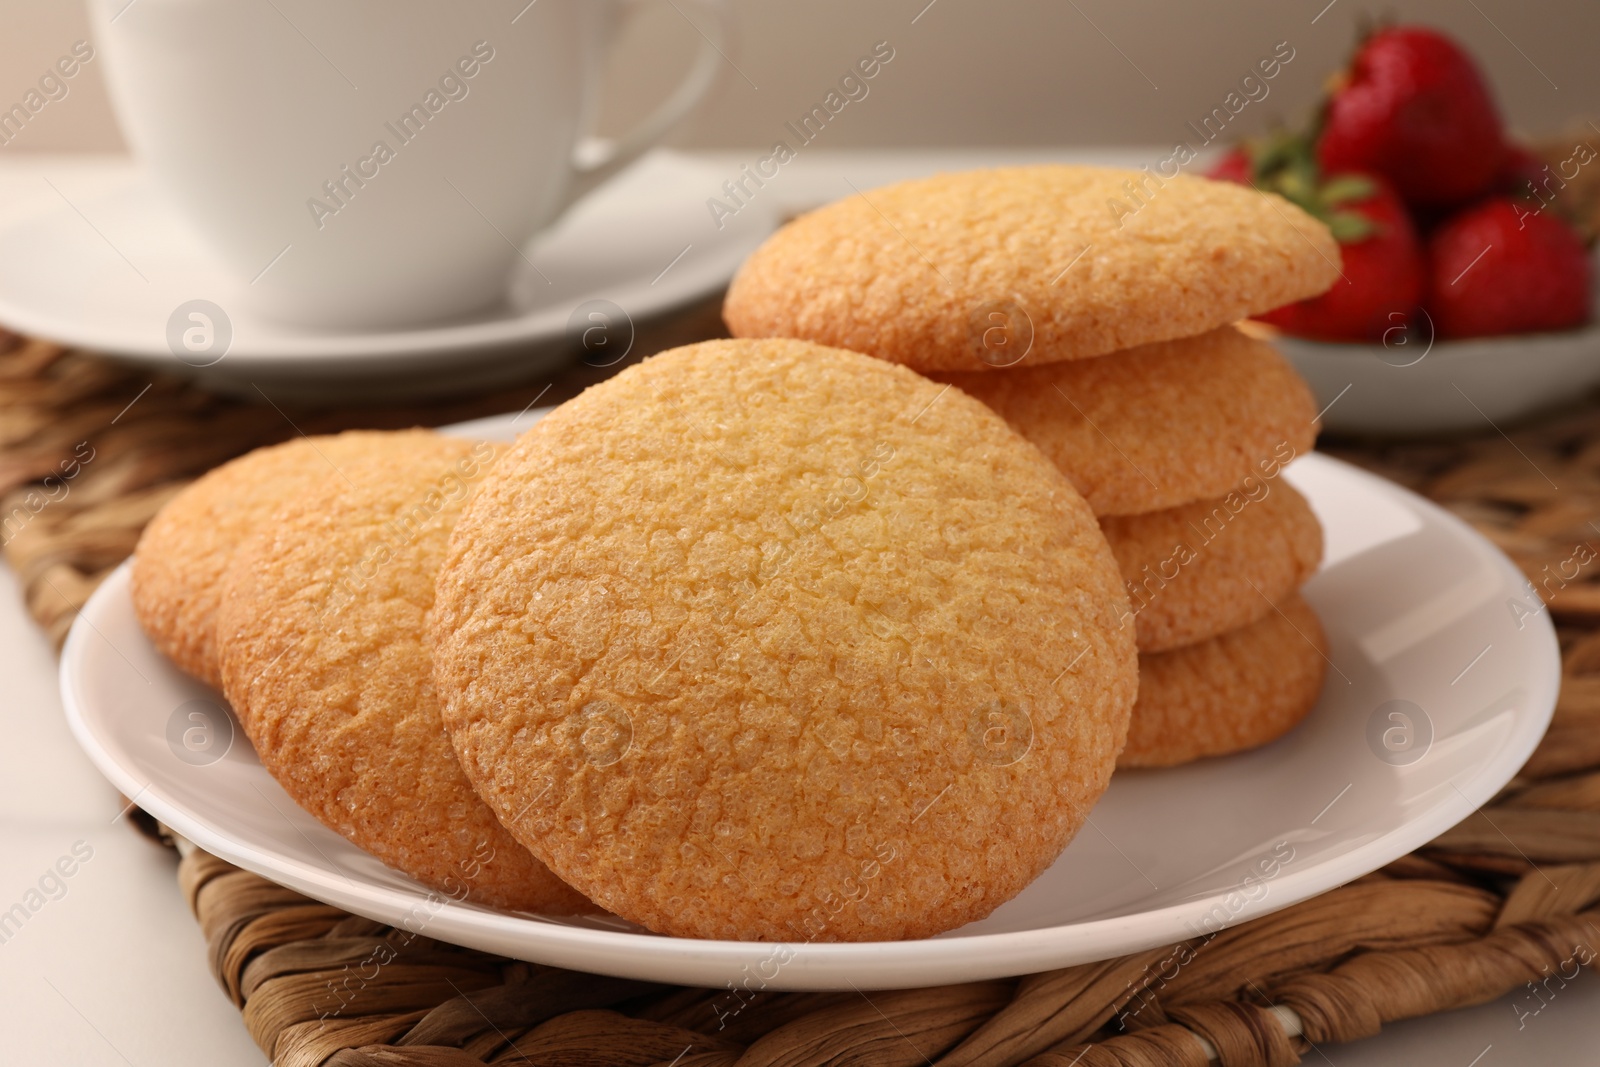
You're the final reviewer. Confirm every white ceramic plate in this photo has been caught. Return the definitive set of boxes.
[60,418,1558,991]
[0,152,774,401]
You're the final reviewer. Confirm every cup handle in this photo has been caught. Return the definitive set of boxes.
[558,0,731,209]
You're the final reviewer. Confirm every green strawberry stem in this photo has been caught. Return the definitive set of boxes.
[1235,127,1380,243]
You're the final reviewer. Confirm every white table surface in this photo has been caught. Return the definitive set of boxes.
[2,152,1597,1066]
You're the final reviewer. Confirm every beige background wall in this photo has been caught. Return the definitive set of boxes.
[2,0,1594,154]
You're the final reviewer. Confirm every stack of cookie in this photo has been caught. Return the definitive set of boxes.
[723,165,1339,767]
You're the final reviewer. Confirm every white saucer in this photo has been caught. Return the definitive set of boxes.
[0,152,774,400]
[60,419,1558,991]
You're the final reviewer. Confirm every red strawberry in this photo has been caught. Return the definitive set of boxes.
[1256,174,1425,342]
[1425,198,1592,338]
[1206,146,1254,185]
[1497,143,1547,196]
[1317,27,1506,209]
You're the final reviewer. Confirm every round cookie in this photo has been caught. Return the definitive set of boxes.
[217,430,590,914]
[1103,480,1323,653]
[722,165,1340,372]
[132,431,404,688]
[936,326,1318,516]
[432,338,1138,942]
[1120,593,1328,768]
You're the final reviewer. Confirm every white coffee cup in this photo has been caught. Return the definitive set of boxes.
[90,0,729,329]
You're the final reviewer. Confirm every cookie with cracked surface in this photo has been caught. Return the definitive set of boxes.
[432,337,1138,941]
[722,165,1339,372]
[1103,479,1323,653]
[132,431,403,688]
[936,326,1317,516]
[216,430,590,914]
[1120,593,1328,768]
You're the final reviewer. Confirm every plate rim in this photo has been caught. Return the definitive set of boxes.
[58,449,1561,990]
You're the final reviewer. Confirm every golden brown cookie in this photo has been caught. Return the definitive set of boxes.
[132,432,398,688]
[217,430,589,914]
[1120,593,1328,768]
[722,165,1339,372]
[936,326,1317,516]
[1103,479,1323,653]
[432,338,1138,942]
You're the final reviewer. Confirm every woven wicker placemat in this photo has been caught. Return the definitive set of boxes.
[6,320,1600,1066]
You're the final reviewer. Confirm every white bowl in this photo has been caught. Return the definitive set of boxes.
[1273,317,1600,437]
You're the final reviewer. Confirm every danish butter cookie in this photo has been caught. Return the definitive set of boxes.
[1120,593,1328,767]
[723,165,1340,371]
[936,326,1317,515]
[132,432,402,687]
[1103,480,1323,652]
[217,430,589,914]
[432,338,1138,941]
